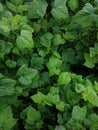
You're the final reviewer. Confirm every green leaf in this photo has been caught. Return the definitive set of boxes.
[11,15,20,29]
[72,106,87,123]
[75,83,85,93]
[94,0,98,7]
[17,65,38,85]
[53,34,65,45]
[16,29,34,50]
[0,106,17,130]
[17,5,28,13]
[10,0,23,6]
[51,94,60,104]
[66,118,83,130]
[40,32,53,47]
[68,0,79,11]
[50,86,59,95]
[0,17,10,36]
[0,3,5,14]
[12,47,20,55]
[84,113,98,129]
[63,31,78,41]
[6,1,17,13]
[31,92,46,104]
[89,43,98,58]
[27,0,48,19]
[38,48,50,57]
[20,24,34,32]
[31,92,52,106]
[53,51,61,58]
[3,10,12,19]
[0,76,16,97]
[47,55,62,76]
[94,81,98,92]
[55,125,66,130]
[89,47,96,58]
[26,106,41,125]
[66,89,80,105]
[39,72,50,86]
[56,101,65,111]
[57,114,64,124]
[84,53,97,68]
[32,22,41,33]
[51,0,69,22]
[17,58,28,67]
[5,59,16,68]
[0,41,13,56]
[31,54,44,70]
[58,72,71,85]
[62,48,77,64]
[71,3,96,28]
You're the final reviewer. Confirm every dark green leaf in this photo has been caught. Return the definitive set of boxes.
[0,76,16,97]
[72,106,87,123]
[27,0,48,19]
[17,65,39,85]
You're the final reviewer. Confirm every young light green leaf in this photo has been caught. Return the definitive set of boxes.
[82,85,98,107]
[31,92,52,106]
[58,72,71,85]
[31,92,46,104]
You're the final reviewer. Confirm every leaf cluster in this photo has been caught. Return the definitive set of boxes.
[0,0,98,129]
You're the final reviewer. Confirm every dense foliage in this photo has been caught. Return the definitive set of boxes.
[0,0,98,129]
